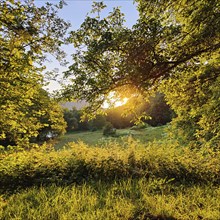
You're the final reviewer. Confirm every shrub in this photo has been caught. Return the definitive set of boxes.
[0,139,220,193]
[130,123,150,130]
[103,122,116,136]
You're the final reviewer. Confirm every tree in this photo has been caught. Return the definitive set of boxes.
[88,114,107,131]
[105,92,172,128]
[63,1,220,146]
[63,108,81,131]
[106,106,133,129]
[32,89,66,142]
[64,107,107,132]
[0,85,67,146]
[160,54,220,146]
[145,93,173,126]
[103,122,116,136]
[0,0,69,147]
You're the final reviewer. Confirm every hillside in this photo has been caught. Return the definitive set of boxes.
[60,101,87,110]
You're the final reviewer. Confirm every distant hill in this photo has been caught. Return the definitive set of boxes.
[61,101,87,110]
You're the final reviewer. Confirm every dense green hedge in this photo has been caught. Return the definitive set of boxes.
[0,138,219,192]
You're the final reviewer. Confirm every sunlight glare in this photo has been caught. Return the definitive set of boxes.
[115,98,129,107]
[102,97,128,109]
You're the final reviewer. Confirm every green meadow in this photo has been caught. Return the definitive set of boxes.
[54,126,166,149]
[1,131,220,219]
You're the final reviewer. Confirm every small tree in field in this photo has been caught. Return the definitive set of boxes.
[103,122,116,136]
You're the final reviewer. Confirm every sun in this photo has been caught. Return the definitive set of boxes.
[102,97,128,109]
[114,98,129,107]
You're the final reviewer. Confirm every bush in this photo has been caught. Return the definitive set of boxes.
[0,139,220,193]
[103,122,116,136]
[130,123,150,130]
[89,126,98,132]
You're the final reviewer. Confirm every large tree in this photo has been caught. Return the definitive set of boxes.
[63,1,220,146]
[31,88,66,143]
[0,0,69,146]
[160,53,220,146]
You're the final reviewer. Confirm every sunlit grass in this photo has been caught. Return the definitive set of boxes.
[1,137,219,219]
[1,179,219,220]
[54,125,167,150]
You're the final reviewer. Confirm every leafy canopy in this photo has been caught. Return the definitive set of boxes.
[0,0,69,146]
[63,0,220,145]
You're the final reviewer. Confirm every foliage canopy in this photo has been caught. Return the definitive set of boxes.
[0,0,69,146]
[63,0,220,146]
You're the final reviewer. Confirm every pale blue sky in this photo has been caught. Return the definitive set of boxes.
[34,0,139,91]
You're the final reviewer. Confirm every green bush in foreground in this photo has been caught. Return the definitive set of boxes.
[0,179,219,220]
[0,138,219,192]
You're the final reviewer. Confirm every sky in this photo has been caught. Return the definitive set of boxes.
[34,0,139,92]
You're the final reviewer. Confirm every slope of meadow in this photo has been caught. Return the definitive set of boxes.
[54,126,166,149]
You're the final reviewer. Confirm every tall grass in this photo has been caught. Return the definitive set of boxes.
[0,138,219,219]
[1,179,219,219]
[0,138,219,191]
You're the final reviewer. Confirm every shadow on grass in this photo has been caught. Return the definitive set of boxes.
[130,212,177,220]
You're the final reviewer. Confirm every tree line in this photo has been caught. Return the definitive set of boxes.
[63,92,173,132]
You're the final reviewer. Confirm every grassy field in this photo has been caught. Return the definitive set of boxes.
[54,125,167,149]
[1,127,220,219]
[1,179,219,220]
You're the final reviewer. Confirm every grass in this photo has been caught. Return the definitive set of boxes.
[54,125,167,150]
[1,128,219,219]
[1,179,219,220]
